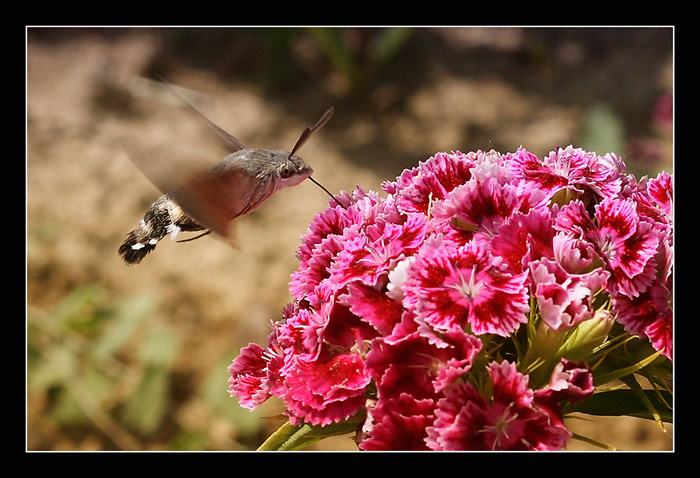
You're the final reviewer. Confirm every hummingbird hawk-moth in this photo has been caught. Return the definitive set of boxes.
[118,80,337,265]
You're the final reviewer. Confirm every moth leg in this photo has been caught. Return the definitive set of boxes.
[176,230,212,243]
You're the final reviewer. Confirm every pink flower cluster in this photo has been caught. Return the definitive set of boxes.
[228,146,673,450]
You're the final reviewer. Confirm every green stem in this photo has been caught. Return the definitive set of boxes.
[257,415,365,451]
[257,422,312,451]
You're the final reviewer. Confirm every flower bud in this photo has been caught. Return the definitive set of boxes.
[523,308,614,388]
[560,308,615,361]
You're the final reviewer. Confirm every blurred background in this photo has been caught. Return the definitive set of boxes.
[27,26,673,451]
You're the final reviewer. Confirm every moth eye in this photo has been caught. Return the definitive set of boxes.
[280,164,295,178]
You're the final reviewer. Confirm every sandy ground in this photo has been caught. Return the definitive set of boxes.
[27,27,673,451]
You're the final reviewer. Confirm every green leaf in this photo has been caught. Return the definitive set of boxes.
[618,374,670,431]
[565,389,673,423]
[52,285,104,326]
[593,348,664,386]
[123,365,170,434]
[121,328,179,434]
[29,346,75,390]
[579,102,625,156]
[91,293,156,359]
[137,325,180,367]
[369,28,412,66]
[50,387,91,426]
[570,433,617,451]
[308,28,355,77]
[121,326,180,434]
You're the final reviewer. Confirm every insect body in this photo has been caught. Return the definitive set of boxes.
[119,80,333,265]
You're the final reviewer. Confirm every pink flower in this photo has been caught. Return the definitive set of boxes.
[360,328,482,449]
[381,151,475,215]
[530,257,609,330]
[280,315,373,425]
[360,394,436,451]
[402,238,530,337]
[283,353,371,426]
[507,145,625,204]
[231,283,379,427]
[506,147,570,197]
[329,212,427,289]
[489,209,555,272]
[290,188,382,302]
[556,198,660,297]
[431,174,548,246]
[425,361,575,450]
[619,174,672,231]
[552,232,601,274]
[365,328,482,400]
[647,171,673,218]
[542,145,624,200]
[534,359,595,428]
[340,282,404,337]
[646,312,673,360]
[228,324,286,408]
[540,358,595,405]
[227,343,273,409]
[228,145,672,450]
[613,277,673,359]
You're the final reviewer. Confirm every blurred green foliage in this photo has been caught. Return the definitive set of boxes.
[579,102,626,160]
[27,284,274,450]
[165,27,414,94]
[27,286,178,449]
[308,27,413,94]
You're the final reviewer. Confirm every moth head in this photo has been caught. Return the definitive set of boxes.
[277,153,313,187]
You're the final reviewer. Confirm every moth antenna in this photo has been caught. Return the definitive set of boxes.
[287,107,342,208]
[289,107,334,158]
[308,176,345,209]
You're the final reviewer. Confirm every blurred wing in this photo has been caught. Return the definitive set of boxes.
[155,76,248,153]
[119,140,183,194]
[168,167,266,237]
[119,139,212,198]
[120,141,247,236]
